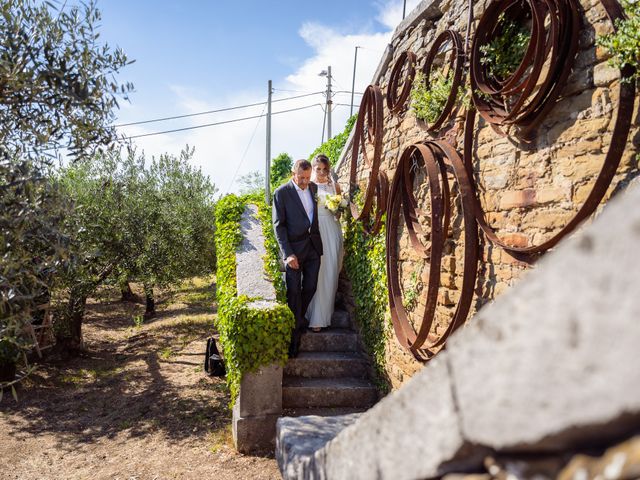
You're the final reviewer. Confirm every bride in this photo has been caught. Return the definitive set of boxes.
[306,154,344,332]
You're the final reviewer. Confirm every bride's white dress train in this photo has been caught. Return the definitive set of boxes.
[306,181,344,328]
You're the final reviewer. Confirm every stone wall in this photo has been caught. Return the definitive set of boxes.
[334,0,640,389]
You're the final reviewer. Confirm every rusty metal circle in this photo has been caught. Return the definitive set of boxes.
[361,171,389,236]
[349,84,384,224]
[469,0,581,139]
[386,144,445,358]
[419,30,465,132]
[386,142,479,359]
[386,51,417,115]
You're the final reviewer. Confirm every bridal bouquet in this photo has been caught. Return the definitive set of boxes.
[324,193,348,216]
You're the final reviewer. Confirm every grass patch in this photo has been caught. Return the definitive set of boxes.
[159,347,174,360]
[208,424,233,454]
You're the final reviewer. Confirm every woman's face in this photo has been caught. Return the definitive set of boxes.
[313,162,329,180]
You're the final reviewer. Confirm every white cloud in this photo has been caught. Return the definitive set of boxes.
[116,1,417,195]
[376,0,423,29]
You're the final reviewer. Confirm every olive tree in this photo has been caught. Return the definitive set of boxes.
[1,0,132,366]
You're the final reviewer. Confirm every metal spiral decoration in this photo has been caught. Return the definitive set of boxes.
[341,0,636,361]
[420,30,465,132]
[386,51,417,115]
[469,0,581,138]
[464,0,636,257]
[349,84,387,234]
[386,142,478,359]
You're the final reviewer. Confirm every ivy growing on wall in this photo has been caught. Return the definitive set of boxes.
[479,14,531,79]
[214,194,294,403]
[343,216,390,391]
[410,71,455,124]
[597,0,640,84]
[309,115,357,165]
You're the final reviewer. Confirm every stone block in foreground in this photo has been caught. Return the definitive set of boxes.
[448,184,640,451]
[320,356,485,480]
[276,414,362,480]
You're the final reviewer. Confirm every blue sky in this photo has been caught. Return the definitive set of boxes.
[95,0,420,193]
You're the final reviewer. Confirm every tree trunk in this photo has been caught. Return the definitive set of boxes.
[144,285,155,318]
[120,281,136,302]
[57,288,87,356]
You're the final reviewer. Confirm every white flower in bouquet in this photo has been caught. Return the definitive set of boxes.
[324,193,347,216]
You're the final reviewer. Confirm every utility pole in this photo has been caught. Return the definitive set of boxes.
[326,65,332,140]
[403,0,407,19]
[350,47,360,117]
[265,80,272,205]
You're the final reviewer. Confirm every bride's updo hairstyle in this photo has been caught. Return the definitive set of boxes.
[312,154,332,184]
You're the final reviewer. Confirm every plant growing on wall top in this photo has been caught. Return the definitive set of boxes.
[597,0,640,84]
[410,70,455,124]
[479,14,531,80]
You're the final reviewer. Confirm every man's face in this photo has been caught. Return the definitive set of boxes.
[292,167,311,190]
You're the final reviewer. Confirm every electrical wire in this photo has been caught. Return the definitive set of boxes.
[224,103,267,194]
[114,91,324,127]
[123,103,322,140]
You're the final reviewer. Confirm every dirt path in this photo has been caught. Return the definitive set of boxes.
[0,279,280,480]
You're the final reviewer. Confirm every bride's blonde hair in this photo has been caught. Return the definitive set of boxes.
[311,154,332,184]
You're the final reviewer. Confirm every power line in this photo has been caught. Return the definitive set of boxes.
[114,91,324,127]
[225,103,267,195]
[123,103,322,140]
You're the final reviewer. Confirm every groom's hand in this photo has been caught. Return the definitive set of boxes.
[285,255,299,270]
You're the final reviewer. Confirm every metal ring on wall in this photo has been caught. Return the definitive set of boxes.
[386,142,479,359]
[350,85,384,225]
[469,0,581,139]
[387,51,417,115]
[419,30,465,133]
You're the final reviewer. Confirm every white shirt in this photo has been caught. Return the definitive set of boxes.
[294,182,314,223]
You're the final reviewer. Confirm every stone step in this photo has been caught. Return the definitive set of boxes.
[299,328,360,353]
[284,351,369,379]
[331,309,351,328]
[283,376,378,409]
[283,407,368,417]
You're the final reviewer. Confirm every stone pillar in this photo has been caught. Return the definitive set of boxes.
[233,361,283,453]
[231,205,283,453]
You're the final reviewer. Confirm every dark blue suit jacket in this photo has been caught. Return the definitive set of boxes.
[272,180,323,261]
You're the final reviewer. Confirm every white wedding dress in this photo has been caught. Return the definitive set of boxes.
[306,181,344,328]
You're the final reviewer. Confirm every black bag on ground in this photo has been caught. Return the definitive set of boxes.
[204,336,226,377]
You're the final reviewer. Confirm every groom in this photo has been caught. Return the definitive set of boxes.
[272,159,323,357]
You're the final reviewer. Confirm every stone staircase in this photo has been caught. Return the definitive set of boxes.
[282,309,379,416]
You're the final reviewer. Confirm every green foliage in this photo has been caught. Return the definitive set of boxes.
[402,269,422,313]
[1,0,132,364]
[309,115,357,165]
[56,147,217,348]
[597,0,640,84]
[214,195,294,403]
[0,0,133,159]
[411,71,454,124]
[0,338,20,365]
[343,217,390,391]
[132,315,144,328]
[1,160,68,362]
[270,153,293,190]
[479,15,531,80]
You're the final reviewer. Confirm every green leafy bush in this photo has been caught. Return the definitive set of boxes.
[214,195,294,403]
[597,0,640,84]
[270,153,293,190]
[309,115,357,165]
[479,15,531,79]
[410,71,454,124]
[343,217,390,391]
